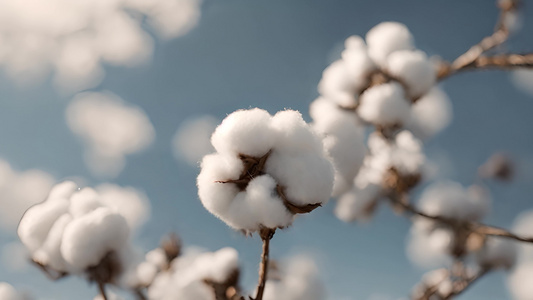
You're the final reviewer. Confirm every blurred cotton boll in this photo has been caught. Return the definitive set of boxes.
[511,70,533,96]
[0,282,30,300]
[65,92,155,178]
[0,159,55,232]
[172,115,218,167]
[262,255,326,300]
[508,261,533,300]
[0,0,201,92]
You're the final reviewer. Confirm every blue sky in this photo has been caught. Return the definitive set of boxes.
[1,0,533,299]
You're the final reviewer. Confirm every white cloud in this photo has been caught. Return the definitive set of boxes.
[0,0,201,92]
[172,115,218,167]
[65,91,155,178]
[0,159,55,232]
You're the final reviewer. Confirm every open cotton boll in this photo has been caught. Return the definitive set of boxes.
[270,110,324,154]
[365,22,414,66]
[69,187,103,218]
[411,269,452,299]
[32,214,73,272]
[266,151,334,207]
[310,99,366,196]
[18,197,70,253]
[318,60,360,108]
[392,131,425,175]
[148,247,240,300]
[508,261,533,300]
[96,184,151,230]
[476,237,517,270]
[417,181,490,221]
[511,210,533,261]
[263,256,325,300]
[406,220,453,268]
[60,207,130,270]
[0,282,28,300]
[197,153,242,219]
[407,87,452,139]
[387,50,436,99]
[358,82,411,126]
[341,36,376,89]
[334,182,381,222]
[211,108,276,157]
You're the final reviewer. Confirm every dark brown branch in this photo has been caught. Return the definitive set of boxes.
[97,281,108,300]
[251,228,275,300]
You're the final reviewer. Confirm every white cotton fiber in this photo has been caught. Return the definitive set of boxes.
[198,108,334,231]
[476,237,517,270]
[334,181,381,222]
[407,87,452,139]
[18,196,70,253]
[387,50,436,99]
[263,255,325,300]
[366,22,414,66]
[0,282,27,300]
[69,187,102,218]
[60,207,130,270]
[310,99,366,196]
[97,184,151,230]
[417,181,490,221]
[33,214,73,272]
[508,261,533,300]
[318,60,359,108]
[358,82,411,126]
[406,219,453,268]
[211,108,275,157]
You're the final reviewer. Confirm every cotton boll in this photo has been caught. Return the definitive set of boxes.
[66,92,155,178]
[508,261,533,300]
[310,99,366,196]
[197,153,242,219]
[358,82,411,126]
[0,160,55,231]
[411,269,452,299]
[392,131,425,175]
[96,184,151,230]
[60,207,130,270]
[146,248,168,270]
[0,282,28,300]
[317,60,359,108]
[211,108,276,157]
[172,115,218,167]
[387,50,436,99]
[366,22,414,66]
[476,237,517,270]
[341,36,376,90]
[406,220,453,268]
[69,187,103,218]
[136,261,159,286]
[334,182,381,222]
[266,151,334,207]
[417,181,490,221]
[511,210,533,261]
[263,255,325,300]
[271,110,324,155]
[407,87,452,139]
[17,196,70,253]
[32,214,73,272]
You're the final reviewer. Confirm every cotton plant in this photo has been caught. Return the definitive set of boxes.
[17,181,151,299]
[310,21,451,212]
[197,108,334,299]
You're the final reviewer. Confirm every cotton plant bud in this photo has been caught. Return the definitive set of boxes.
[476,237,517,270]
[0,282,30,300]
[357,82,411,127]
[365,22,415,66]
[386,50,436,99]
[507,261,533,300]
[478,152,514,181]
[310,98,366,196]
[263,255,326,300]
[198,108,334,232]
[148,247,241,300]
[406,87,452,140]
[17,181,149,286]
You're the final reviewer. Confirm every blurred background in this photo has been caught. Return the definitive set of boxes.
[0,0,533,299]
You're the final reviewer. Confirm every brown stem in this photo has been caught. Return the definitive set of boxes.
[251,228,275,300]
[441,268,489,300]
[97,281,108,300]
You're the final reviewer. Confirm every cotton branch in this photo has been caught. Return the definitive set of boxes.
[251,228,275,300]
[437,0,530,80]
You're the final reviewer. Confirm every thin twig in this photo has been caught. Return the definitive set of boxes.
[97,281,108,300]
[441,268,489,300]
[251,228,275,300]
